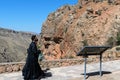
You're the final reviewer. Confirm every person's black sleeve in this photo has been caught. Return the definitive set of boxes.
[31,43,37,54]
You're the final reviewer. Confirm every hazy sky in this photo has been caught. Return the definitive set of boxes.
[0,0,77,33]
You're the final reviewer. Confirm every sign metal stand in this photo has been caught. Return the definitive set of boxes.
[77,46,110,80]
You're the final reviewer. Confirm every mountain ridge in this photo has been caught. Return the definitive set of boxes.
[0,27,34,62]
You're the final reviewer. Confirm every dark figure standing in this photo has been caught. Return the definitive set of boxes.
[22,35,45,80]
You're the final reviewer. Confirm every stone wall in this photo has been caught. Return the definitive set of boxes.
[0,53,120,74]
[0,62,24,73]
[0,59,84,74]
[40,59,84,68]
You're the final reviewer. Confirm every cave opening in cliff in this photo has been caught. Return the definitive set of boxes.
[45,43,50,49]
[44,37,51,41]
[53,37,63,44]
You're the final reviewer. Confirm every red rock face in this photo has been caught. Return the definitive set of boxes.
[40,0,120,60]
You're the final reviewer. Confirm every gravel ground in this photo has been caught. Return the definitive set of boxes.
[70,70,120,80]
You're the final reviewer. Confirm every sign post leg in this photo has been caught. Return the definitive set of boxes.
[100,54,102,76]
[84,57,87,80]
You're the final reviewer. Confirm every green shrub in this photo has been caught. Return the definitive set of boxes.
[116,33,120,45]
[107,37,115,46]
[82,40,88,46]
[116,46,120,51]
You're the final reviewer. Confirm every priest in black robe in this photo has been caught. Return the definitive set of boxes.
[22,35,45,80]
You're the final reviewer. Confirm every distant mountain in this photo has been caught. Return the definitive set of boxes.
[0,27,35,62]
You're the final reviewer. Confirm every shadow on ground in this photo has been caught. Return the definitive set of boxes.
[81,71,112,79]
[42,68,52,79]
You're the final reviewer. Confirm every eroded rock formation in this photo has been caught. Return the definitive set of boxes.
[40,0,120,60]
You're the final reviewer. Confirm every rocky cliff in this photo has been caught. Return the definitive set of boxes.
[0,27,33,62]
[40,0,120,60]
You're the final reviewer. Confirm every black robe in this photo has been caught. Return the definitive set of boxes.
[22,42,44,80]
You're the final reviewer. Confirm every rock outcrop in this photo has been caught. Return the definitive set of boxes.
[40,0,120,60]
[0,27,33,62]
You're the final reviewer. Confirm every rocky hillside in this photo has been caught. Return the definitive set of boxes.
[0,27,33,62]
[40,0,120,60]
